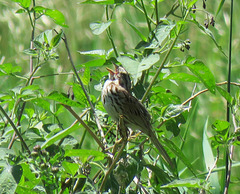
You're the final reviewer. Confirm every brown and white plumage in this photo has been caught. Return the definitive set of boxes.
[102,65,174,168]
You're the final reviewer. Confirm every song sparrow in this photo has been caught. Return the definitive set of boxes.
[102,65,174,168]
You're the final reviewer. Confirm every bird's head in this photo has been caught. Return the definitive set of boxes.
[106,64,131,92]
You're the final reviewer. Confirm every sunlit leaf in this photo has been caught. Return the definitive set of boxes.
[50,30,63,48]
[47,91,81,107]
[164,73,201,83]
[185,58,216,94]
[161,178,204,188]
[45,9,68,27]
[125,19,147,42]
[65,149,106,162]
[90,20,114,35]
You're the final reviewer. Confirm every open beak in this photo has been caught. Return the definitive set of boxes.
[106,67,115,76]
[106,63,119,76]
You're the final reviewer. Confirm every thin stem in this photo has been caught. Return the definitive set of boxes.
[106,5,118,57]
[0,105,30,154]
[224,0,234,192]
[62,104,105,151]
[140,0,152,33]
[155,0,159,25]
[62,32,107,147]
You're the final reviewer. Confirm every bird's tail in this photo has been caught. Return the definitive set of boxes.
[148,130,175,170]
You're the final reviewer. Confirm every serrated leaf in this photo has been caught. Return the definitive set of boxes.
[125,19,147,42]
[65,149,106,162]
[71,83,88,104]
[146,23,176,49]
[81,67,90,85]
[185,58,216,94]
[164,73,201,83]
[90,20,114,35]
[50,30,63,48]
[45,9,68,27]
[47,91,81,107]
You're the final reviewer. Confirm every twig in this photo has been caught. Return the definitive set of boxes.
[61,32,107,147]
[0,105,30,154]
[62,104,105,151]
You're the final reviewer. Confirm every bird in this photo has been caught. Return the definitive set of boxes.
[101,64,174,169]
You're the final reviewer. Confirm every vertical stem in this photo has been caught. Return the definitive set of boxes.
[224,0,234,193]
[140,0,152,34]
[155,0,159,25]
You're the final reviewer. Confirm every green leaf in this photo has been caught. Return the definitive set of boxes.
[47,91,81,107]
[0,165,18,193]
[118,54,160,84]
[90,20,114,35]
[185,58,216,94]
[212,120,230,133]
[45,9,68,27]
[32,98,51,112]
[0,63,22,75]
[41,124,79,149]
[161,104,189,120]
[216,0,225,16]
[81,0,115,4]
[188,0,198,9]
[81,67,90,85]
[78,49,113,60]
[79,58,106,68]
[146,23,176,49]
[62,161,79,176]
[15,8,26,13]
[217,86,234,104]
[50,30,63,48]
[12,0,31,8]
[125,19,147,42]
[65,149,106,163]
[203,118,221,193]
[164,73,201,83]
[165,119,180,137]
[71,83,88,104]
[33,6,46,13]
[161,178,204,189]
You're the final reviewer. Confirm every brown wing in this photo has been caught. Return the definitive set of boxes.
[117,87,152,135]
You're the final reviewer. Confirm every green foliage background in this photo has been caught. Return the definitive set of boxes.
[0,0,240,193]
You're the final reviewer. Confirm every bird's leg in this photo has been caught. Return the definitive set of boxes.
[118,115,129,141]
